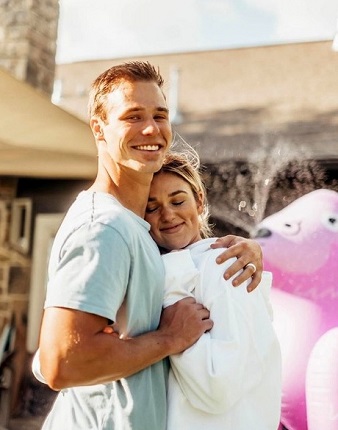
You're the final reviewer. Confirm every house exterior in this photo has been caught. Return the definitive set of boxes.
[55,40,338,165]
[0,68,97,426]
[0,1,96,424]
[55,40,338,233]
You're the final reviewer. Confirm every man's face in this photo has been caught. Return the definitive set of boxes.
[92,80,172,175]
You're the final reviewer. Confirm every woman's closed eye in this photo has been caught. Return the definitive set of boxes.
[172,200,184,206]
[146,201,184,214]
[146,205,158,214]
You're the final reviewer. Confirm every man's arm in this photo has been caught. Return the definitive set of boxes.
[39,297,212,391]
[210,235,263,292]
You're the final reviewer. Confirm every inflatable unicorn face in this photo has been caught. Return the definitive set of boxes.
[254,188,338,430]
[255,189,338,273]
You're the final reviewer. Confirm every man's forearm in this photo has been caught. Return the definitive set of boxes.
[39,299,212,390]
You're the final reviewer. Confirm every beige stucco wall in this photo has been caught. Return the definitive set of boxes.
[55,41,338,123]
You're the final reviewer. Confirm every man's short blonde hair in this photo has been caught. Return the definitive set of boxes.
[88,61,165,122]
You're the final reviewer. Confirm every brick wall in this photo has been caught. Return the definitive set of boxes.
[0,0,59,95]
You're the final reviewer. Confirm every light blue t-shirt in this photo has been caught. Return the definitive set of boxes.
[42,191,168,430]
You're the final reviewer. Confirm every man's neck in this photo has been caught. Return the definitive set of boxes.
[89,169,152,218]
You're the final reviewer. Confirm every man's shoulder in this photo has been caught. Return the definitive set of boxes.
[65,191,137,228]
[53,193,123,244]
[54,191,150,256]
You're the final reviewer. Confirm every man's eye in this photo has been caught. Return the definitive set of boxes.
[154,114,168,120]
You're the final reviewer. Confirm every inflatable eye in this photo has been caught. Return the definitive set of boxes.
[281,222,301,235]
[321,212,338,232]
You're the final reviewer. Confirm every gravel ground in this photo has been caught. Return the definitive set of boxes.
[6,376,56,430]
[8,416,46,430]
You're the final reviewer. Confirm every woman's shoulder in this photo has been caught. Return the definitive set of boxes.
[187,237,218,254]
[189,238,235,264]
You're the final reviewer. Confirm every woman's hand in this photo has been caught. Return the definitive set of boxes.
[210,235,263,292]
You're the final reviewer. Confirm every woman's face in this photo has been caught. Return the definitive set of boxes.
[145,172,203,251]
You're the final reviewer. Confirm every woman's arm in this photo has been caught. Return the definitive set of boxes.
[169,290,263,414]
[165,250,278,414]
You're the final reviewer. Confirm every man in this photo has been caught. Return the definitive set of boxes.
[37,61,262,429]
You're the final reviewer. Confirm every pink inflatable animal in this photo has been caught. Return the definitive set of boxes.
[255,189,338,430]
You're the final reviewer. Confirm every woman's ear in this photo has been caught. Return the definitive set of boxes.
[90,117,105,141]
[196,191,204,215]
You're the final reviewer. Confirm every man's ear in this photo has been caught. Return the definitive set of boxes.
[90,117,105,141]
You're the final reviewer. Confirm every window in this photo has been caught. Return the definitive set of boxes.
[0,202,8,245]
[26,213,63,353]
[9,199,32,254]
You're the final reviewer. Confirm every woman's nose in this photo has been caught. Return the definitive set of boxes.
[161,206,175,222]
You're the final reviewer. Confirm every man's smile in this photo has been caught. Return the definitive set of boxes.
[133,144,161,151]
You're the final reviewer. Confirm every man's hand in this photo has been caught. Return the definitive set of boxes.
[210,235,263,292]
[159,297,213,355]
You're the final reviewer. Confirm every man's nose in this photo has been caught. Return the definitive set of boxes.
[142,118,160,135]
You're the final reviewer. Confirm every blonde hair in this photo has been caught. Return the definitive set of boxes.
[88,61,165,122]
[154,145,213,238]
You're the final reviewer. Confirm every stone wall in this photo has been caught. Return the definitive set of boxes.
[0,177,31,349]
[0,179,32,420]
[0,0,59,95]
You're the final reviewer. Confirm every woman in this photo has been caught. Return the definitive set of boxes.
[145,150,282,430]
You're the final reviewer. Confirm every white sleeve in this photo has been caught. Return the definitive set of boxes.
[259,271,274,320]
[169,252,272,414]
[31,348,47,384]
[162,250,200,308]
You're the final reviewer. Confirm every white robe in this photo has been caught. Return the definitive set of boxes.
[163,238,282,430]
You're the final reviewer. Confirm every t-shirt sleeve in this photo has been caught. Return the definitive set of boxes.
[31,348,46,384]
[44,221,131,323]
